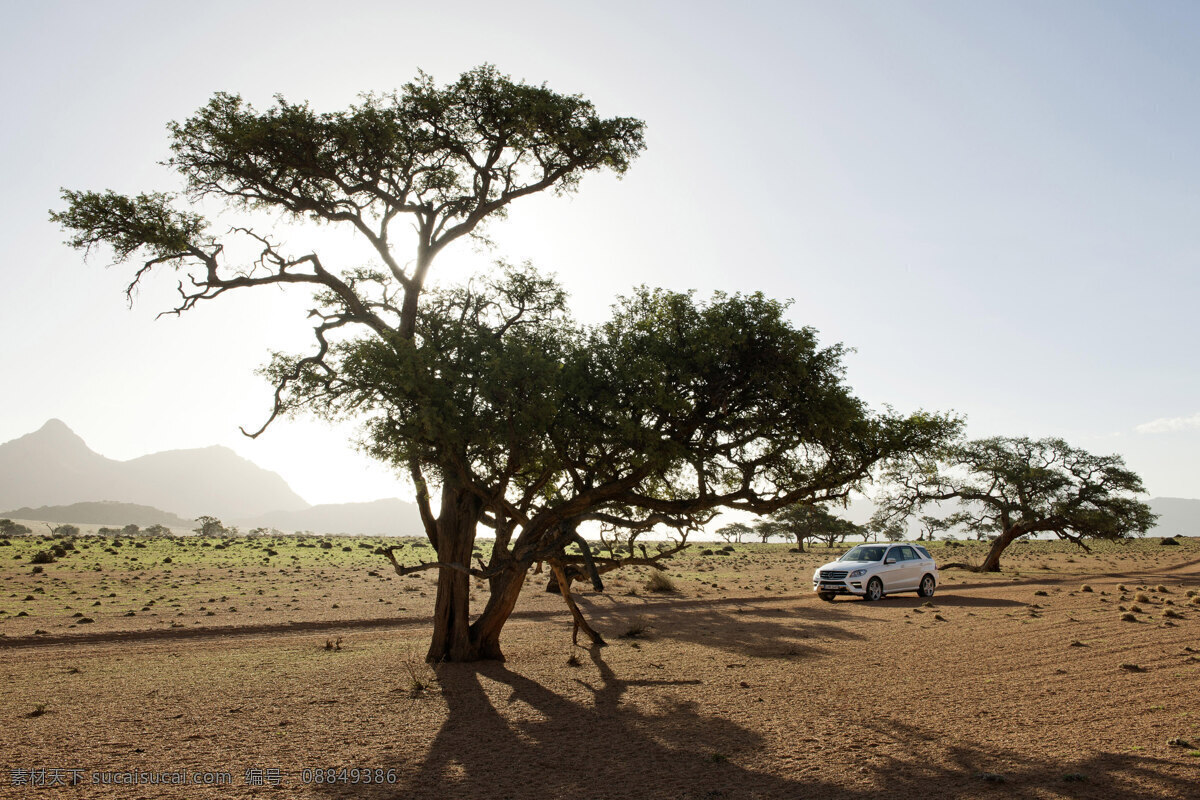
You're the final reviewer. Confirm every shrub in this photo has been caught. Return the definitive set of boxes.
[1080,584,1093,592]
[645,571,678,593]
[621,617,650,638]
[30,550,56,564]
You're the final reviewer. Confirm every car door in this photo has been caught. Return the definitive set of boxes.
[878,546,906,592]
[895,546,921,590]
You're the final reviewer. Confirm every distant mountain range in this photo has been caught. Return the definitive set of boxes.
[0,420,423,534]
[1147,497,1200,538]
[0,419,307,519]
[0,501,193,528]
[241,498,425,536]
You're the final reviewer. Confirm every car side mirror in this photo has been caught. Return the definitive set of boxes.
[884,558,896,564]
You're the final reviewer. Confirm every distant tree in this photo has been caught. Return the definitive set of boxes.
[121,524,140,537]
[144,524,171,536]
[0,519,32,537]
[868,516,906,542]
[917,515,950,542]
[753,520,790,543]
[772,506,859,551]
[875,436,1156,571]
[194,516,226,537]
[52,524,81,538]
[716,522,753,543]
[814,516,861,549]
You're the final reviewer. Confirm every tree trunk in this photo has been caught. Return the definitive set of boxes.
[979,528,1022,572]
[426,479,483,662]
[461,563,525,661]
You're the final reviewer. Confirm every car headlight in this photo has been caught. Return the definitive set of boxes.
[848,568,867,578]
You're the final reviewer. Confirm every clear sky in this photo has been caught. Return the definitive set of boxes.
[2,0,1197,505]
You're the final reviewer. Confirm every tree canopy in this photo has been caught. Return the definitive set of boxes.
[874,436,1157,571]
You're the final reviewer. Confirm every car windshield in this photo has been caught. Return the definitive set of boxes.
[838,545,886,562]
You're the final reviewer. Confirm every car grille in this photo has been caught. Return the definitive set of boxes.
[820,570,848,580]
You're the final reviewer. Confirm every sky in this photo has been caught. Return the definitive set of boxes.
[1,0,1198,508]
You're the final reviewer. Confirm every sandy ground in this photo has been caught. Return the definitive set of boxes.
[1,538,1199,799]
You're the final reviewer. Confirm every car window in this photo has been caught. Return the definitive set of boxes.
[840,545,886,562]
[898,546,917,561]
[915,546,932,560]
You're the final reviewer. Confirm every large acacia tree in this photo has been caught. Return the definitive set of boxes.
[53,66,955,661]
[874,436,1157,572]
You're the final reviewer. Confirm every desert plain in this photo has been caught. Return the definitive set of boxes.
[1,530,1198,800]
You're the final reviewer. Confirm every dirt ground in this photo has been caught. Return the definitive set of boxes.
[1,534,1199,799]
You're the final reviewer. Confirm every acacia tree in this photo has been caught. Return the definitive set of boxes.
[761,504,847,552]
[716,522,752,543]
[813,515,861,548]
[53,66,956,661]
[874,436,1156,572]
[753,520,790,544]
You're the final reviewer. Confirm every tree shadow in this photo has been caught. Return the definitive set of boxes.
[312,645,813,800]
[577,597,866,659]
[307,652,1199,800]
[853,717,1200,799]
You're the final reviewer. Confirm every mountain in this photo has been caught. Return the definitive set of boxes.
[1147,497,1200,538]
[0,501,192,528]
[0,420,309,520]
[239,498,424,536]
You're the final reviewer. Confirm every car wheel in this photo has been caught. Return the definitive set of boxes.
[817,592,836,602]
[863,577,883,602]
[918,574,936,598]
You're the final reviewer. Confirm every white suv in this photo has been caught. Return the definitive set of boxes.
[812,543,938,602]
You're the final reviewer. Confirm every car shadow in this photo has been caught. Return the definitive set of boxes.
[875,593,1025,608]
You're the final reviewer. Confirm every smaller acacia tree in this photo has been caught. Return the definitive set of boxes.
[917,514,949,541]
[814,515,860,548]
[716,522,752,543]
[875,436,1157,571]
[762,504,849,552]
[194,516,227,537]
[754,520,789,543]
